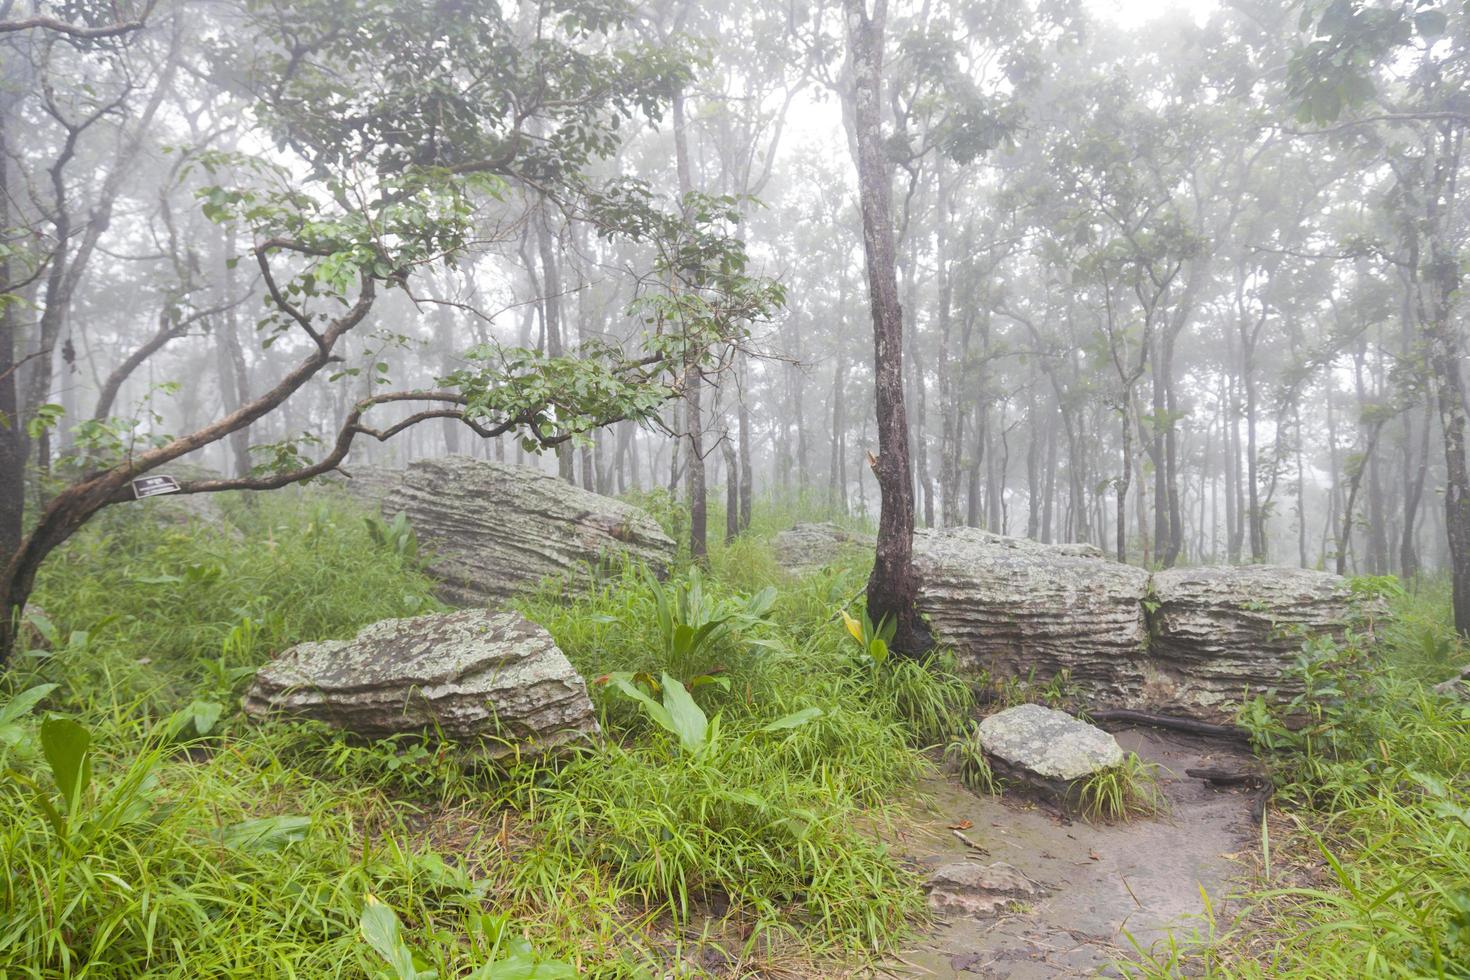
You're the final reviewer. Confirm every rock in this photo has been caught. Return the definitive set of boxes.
[385,456,675,606]
[772,522,873,574]
[1147,566,1373,722]
[329,463,405,511]
[924,861,1048,917]
[977,703,1125,782]
[914,527,1151,701]
[1433,666,1470,699]
[243,608,598,756]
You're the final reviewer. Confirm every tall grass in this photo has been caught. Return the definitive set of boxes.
[1,486,968,976]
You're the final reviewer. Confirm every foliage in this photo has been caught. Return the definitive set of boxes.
[0,489,952,974]
[1075,752,1166,823]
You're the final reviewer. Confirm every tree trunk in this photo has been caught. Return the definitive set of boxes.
[842,0,923,653]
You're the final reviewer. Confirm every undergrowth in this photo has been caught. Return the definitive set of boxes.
[0,485,971,977]
[1121,578,1470,978]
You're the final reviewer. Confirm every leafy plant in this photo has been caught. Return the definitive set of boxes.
[644,565,776,686]
[1076,752,1166,823]
[360,896,575,980]
[602,669,821,755]
[366,510,420,561]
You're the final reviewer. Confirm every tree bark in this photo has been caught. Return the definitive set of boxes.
[842,0,923,653]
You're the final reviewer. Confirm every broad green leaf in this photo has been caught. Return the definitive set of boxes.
[214,814,312,852]
[758,707,823,733]
[609,675,676,735]
[658,671,709,754]
[360,897,433,980]
[0,684,58,725]
[40,717,91,816]
[468,956,576,979]
[188,700,224,736]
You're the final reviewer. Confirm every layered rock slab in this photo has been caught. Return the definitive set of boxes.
[1147,565,1369,721]
[924,861,1048,918]
[913,527,1151,702]
[384,456,675,606]
[243,609,598,756]
[772,522,874,575]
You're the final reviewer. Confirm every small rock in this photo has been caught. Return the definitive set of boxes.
[977,703,1124,782]
[243,609,599,757]
[1434,666,1470,699]
[925,861,1047,917]
[772,522,873,575]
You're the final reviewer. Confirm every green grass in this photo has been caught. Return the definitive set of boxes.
[0,485,969,977]
[1075,752,1166,823]
[1121,578,1470,977]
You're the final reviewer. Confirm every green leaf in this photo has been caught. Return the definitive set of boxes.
[758,707,824,733]
[214,814,313,852]
[658,671,709,754]
[608,674,676,735]
[188,700,224,736]
[467,956,577,979]
[0,684,58,726]
[360,897,433,980]
[40,717,91,816]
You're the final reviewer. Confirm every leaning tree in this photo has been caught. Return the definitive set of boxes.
[0,0,782,665]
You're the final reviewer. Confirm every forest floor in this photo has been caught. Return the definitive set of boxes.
[1,487,1465,978]
[891,727,1258,978]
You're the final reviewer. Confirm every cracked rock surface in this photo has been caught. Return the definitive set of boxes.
[384,456,675,607]
[244,608,598,756]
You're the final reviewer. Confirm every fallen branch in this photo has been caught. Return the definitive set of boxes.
[1086,708,1252,742]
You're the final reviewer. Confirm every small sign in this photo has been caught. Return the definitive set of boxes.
[132,475,181,499]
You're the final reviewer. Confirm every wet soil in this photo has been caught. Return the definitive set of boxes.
[885,726,1261,978]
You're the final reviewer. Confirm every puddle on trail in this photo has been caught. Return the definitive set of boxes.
[883,726,1260,978]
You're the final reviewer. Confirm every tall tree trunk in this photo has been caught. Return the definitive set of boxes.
[0,100,25,572]
[671,81,705,561]
[535,205,573,482]
[842,0,923,653]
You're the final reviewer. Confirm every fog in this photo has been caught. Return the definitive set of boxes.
[3,0,1468,639]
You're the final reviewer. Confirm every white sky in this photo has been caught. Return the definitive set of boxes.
[1086,0,1219,28]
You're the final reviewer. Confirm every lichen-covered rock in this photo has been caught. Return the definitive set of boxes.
[914,527,1150,700]
[924,861,1048,917]
[385,456,675,606]
[243,609,598,755]
[772,522,873,575]
[1147,566,1371,721]
[977,703,1125,782]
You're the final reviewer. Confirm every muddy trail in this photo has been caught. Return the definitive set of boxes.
[885,726,1262,978]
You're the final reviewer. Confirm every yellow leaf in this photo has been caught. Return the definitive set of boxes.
[839,609,863,643]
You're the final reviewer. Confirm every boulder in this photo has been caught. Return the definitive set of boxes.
[385,456,675,606]
[1147,566,1371,721]
[1433,666,1470,699]
[924,861,1047,917]
[772,522,873,575]
[243,608,598,756]
[977,703,1125,783]
[330,463,406,511]
[914,527,1151,702]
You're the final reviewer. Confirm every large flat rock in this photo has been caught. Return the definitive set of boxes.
[1146,565,1372,721]
[772,522,873,575]
[914,527,1151,702]
[243,609,598,756]
[384,456,675,606]
[915,527,1376,722]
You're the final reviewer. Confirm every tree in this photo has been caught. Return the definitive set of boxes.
[0,0,781,665]
[840,0,925,652]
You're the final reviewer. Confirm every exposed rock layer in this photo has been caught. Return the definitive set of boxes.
[914,528,1372,721]
[924,861,1048,918]
[1146,566,1366,719]
[772,522,874,575]
[914,527,1151,703]
[243,609,598,755]
[384,456,675,606]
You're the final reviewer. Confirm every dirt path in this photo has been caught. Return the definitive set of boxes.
[885,726,1260,978]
